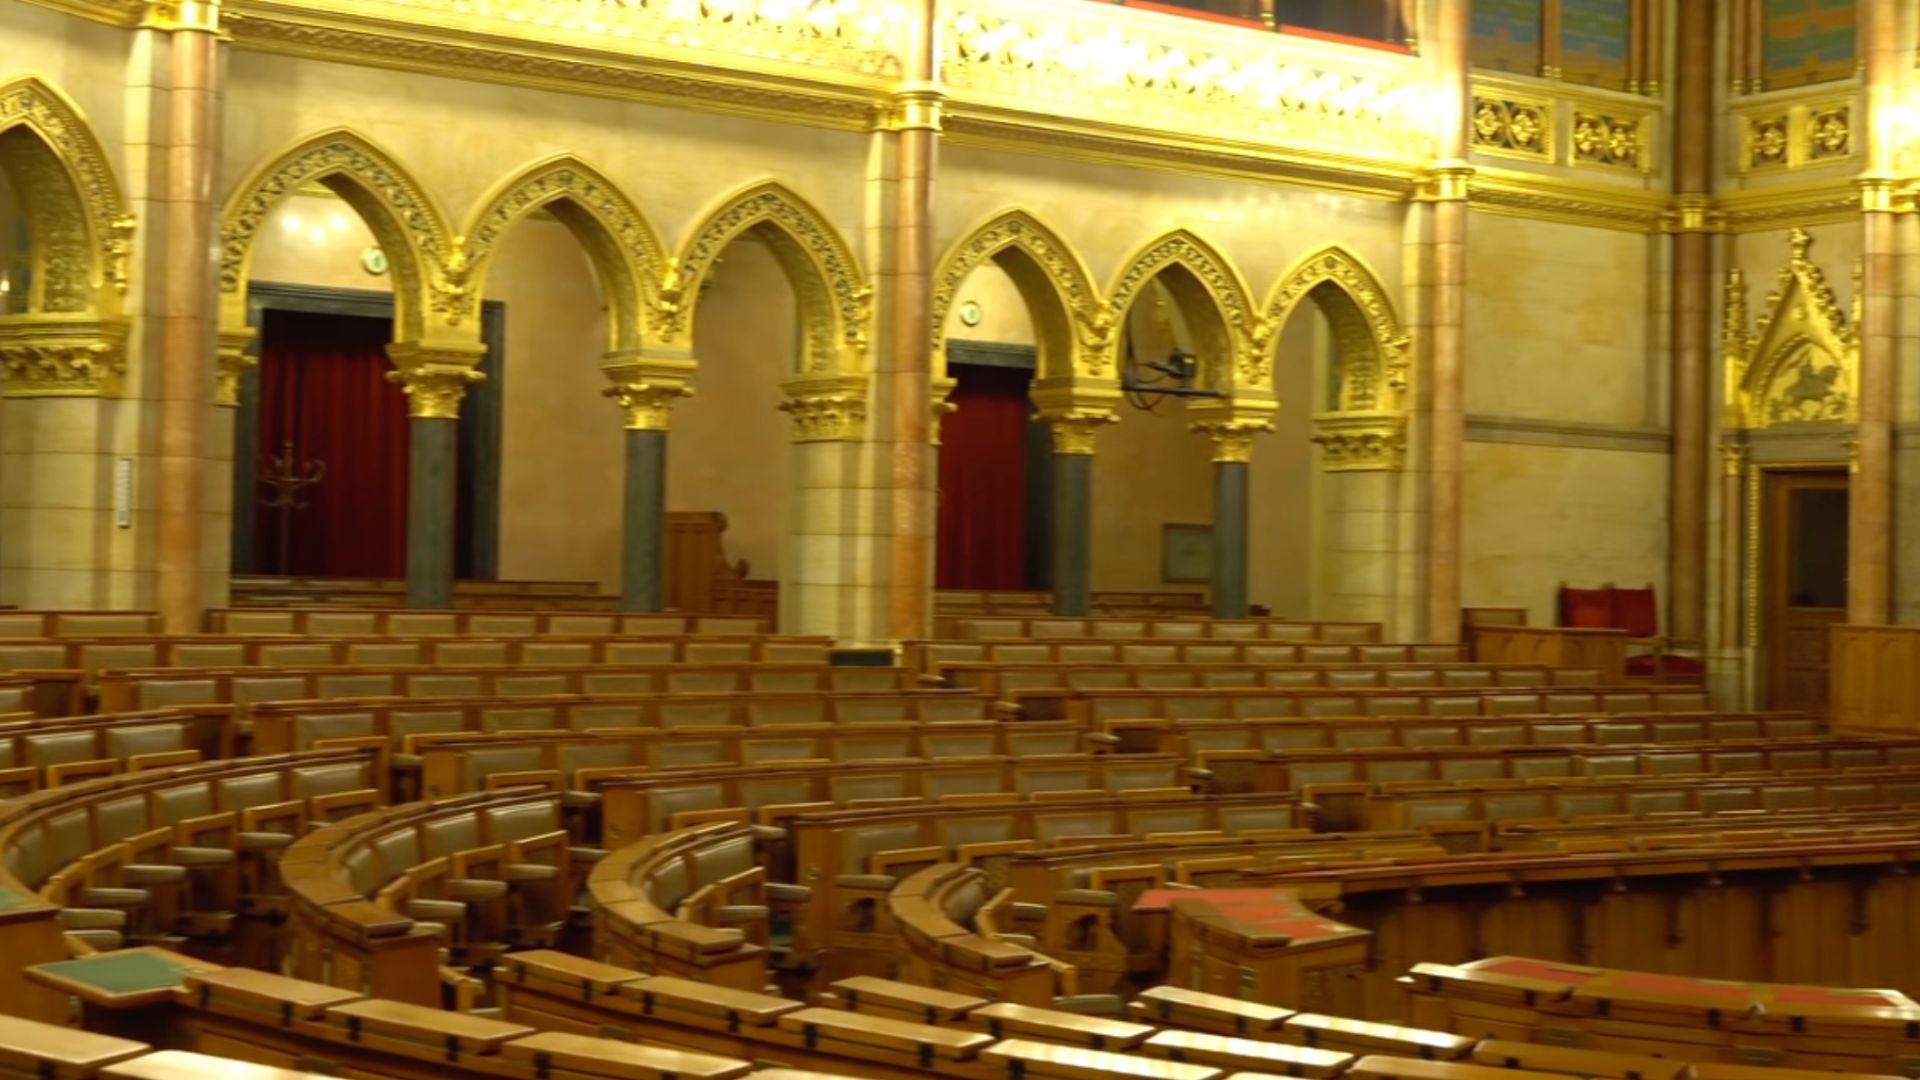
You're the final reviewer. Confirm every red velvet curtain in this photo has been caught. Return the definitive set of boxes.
[254,310,410,577]
[936,364,1030,590]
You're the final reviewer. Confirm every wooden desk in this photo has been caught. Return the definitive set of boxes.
[0,1015,151,1079]
[28,947,222,1009]
[1135,888,1369,1012]
[103,1051,337,1080]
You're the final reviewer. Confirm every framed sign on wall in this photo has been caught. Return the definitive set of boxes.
[1163,523,1213,584]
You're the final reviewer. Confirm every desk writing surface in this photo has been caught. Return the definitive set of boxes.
[27,948,219,1007]
[1134,889,1359,943]
[0,1014,150,1079]
[102,1051,336,1080]
[501,1030,750,1080]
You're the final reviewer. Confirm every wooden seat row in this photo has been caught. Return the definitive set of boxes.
[0,635,832,684]
[941,664,1595,698]
[250,690,995,756]
[0,749,381,1020]
[950,618,1383,642]
[891,862,1072,1006]
[1151,711,1820,759]
[101,663,914,715]
[409,721,1100,801]
[1019,686,1716,725]
[0,712,220,797]
[203,609,767,636]
[904,641,1467,675]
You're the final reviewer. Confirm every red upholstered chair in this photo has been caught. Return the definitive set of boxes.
[1556,583,1704,682]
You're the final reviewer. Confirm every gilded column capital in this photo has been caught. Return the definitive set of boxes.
[1312,412,1408,472]
[1720,440,1750,477]
[385,341,487,420]
[604,377,692,431]
[1038,408,1118,455]
[1191,418,1274,464]
[1660,195,1725,234]
[0,315,130,398]
[140,0,221,31]
[779,374,867,443]
[930,376,958,447]
[1856,175,1911,215]
[214,326,257,407]
[882,83,946,132]
[1414,161,1475,202]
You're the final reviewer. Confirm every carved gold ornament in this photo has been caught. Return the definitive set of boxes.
[604,376,693,431]
[1738,98,1856,173]
[779,374,867,442]
[459,156,669,350]
[215,326,259,407]
[1261,246,1410,414]
[385,341,488,419]
[0,77,136,313]
[1570,112,1645,172]
[669,182,871,376]
[0,315,130,397]
[1721,229,1857,432]
[930,210,1102,381]
[1191,415,1274,464]
[1311,412,1406,472]
[220,130,454,342]
[1470,96,1551,161]
[1808,106,1851,162]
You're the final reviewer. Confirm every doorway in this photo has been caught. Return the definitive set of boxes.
[1762,468,1849,711]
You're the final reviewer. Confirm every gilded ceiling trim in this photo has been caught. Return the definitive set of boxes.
[10,0,142,26]
[1718,183,1862,233]
[1465,168,1666,233]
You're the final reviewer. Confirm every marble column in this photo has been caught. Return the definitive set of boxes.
[1667,0,1714,645]
[1419,0,1472,642]
[387,353,482,609]
[1195,419,1266,619]
[605,372,690,612]
[155,0,223,632]
[1853,0,1897,624]
[1038,408,1114,618]
[885,0,940,641]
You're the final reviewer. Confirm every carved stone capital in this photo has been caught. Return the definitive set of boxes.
[385,341,487,419]
[1312,412,1407,472]
[605,377,693,431]
[214,326,257,407]
[930,376,958,447]
[780,375,867,443]
[1192,418,1274,463]
[1413,161,1475,202]
[1721,440,1750,477]
[0,315,130,398]
[1037,408,1117,455]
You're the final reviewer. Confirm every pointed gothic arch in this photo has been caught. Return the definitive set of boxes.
[0,75,133,314]
[217,128,453,343]
[458,155,666,353]
[1104,228,1258,395]
[1262,244,1411,414]
[931,210,1100,381]
[666,180,870,376]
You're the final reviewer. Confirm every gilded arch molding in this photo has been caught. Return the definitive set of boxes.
[217,128,455,345]
[1263,245,1411,414]
[1721,228,1857,431]
[1104,228,1261,393]
[0,75,133,309]
[931,209,1102,381]
[457,155,667,352]
[664,179,871,377]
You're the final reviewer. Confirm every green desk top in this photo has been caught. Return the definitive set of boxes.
[30,949,211,1004]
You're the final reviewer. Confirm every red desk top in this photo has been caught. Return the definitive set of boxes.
[1134,888,1359,944]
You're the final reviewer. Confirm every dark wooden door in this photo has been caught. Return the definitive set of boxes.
[1763,469,1849,712]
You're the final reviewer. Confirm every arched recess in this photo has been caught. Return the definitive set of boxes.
[0,75,134,318]
[217,128,453,344]
[665,179,871,377]
[1262,245,1411,415]
[457,155,666,352]
[931,209,1100,382]
[1104,228,1260,396]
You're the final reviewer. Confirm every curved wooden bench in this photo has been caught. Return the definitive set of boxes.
[949,618,1382,643]
[940,664,1600,699]
[205,610,769,636]
[903,641,1466,677]
[1013,686,1716,726]
[890,862,1068,1007]
[587,820,784,990]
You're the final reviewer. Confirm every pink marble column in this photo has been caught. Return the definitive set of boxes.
[1852,0,1896,624]
[1423,0,1471,643]
[886,0,938,641]
[1667,0,1713,645]
[155,0,222,633]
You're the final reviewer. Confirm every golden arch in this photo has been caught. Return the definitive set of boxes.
[666,180,870,375]
[931,210,1101,382]
[0,75,133,313]
[1105,228,1258,394]
[218,128,454,342]
[1262,245,1411,413]
[458,155,667,352]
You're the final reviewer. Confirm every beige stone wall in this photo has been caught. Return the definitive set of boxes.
[1460,212,1669,625]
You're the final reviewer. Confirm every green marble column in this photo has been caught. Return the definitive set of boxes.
[1051,452,1093,617]
[1212,460,1250,618]
[406,417,457,609]
[622,428,667,611]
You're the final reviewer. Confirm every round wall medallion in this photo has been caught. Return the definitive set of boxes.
[958,300,982,327]
[360,246,389,276]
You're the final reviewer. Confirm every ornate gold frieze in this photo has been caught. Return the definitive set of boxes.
[780,375,867,443]
[1718,183,1859,233]
[942,0,1430,162]
[1312,411,1405,471]
[214,326,258,406]
[1470,95,1551,162]
[0,315,130,397]
[1722,229,1856,431]
[1736,95,1858,174]
[1570,111,1647,172]
[1467,168,1664,233]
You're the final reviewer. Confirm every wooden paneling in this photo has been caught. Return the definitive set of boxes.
[1830,623,1920,733]
[1467,626,1627,683]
